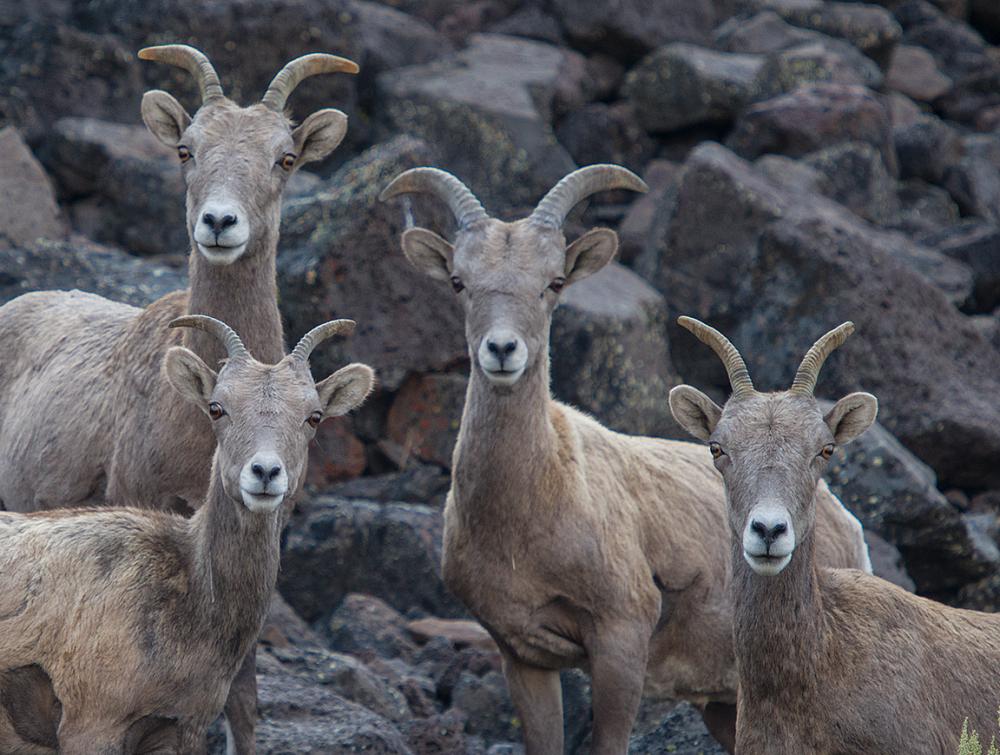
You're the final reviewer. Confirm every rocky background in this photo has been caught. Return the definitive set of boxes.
[3,0,1000,751]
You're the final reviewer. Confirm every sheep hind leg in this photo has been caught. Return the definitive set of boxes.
[500,650,563,755]
[222,650,258,754]
[699,701,737,754]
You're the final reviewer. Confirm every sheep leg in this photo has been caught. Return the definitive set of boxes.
[56,716,123,755]
[222,649,258,754]
[500,651,563,755]
[587,624,648,755]
[699,701,737,753]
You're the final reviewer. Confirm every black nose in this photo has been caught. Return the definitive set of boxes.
[251,463,282,482]
[202,212,238,235]
[487,339,517,357]
[751,520,788,547]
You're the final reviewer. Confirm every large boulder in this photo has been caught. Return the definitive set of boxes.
[752,41,883,100]
[549,0,717,59]
[896,0,993,80]
[779,2,902,68]
[385,373,467,469]
[801,141,899,226]
[918,221,1000,314]
[728,84,898,176]
[942,134,1000,224]
[0,127,65,247]
[893,114,962,185]
[622,44,765,133]
[652,142,1000,489]
[278,135,466,393]
[279,495,464,625]
[550,262,683,439]
[554,102,655,173]
[375,33,581,213]
[884,43,952,102]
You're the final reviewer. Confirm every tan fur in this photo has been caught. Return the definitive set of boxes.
[393,200,869,754]
[672,336,1000,754]
[0,324,373,755]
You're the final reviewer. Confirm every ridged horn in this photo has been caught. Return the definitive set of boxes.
[261,53,359,111]
[789,322,855,396]
[291,319,356,363]
[678,316,756,398]
[138,44,224,103]
[379,167,489,230]
[531,164,648,228]
[169,315,249,361]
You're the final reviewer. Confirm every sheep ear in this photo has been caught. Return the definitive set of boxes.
[669,385,722,442]
[292,108,348,166]
[564,228,617,285]
[824,392,878,445]
[401,228,454,281]
[164,347,217,410]
[141,90,191,148]
[316,363,375,418]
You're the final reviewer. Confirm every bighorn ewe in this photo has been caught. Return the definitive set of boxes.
[380,165,872,754]
[0,46,356,751]
[670,317,1000,754]
[0,315,374,755]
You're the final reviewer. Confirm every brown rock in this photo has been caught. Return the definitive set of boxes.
[0,127,64,247]
[306,416,367,488]
[885,44,952,101]
[407,618,497,651]
[386,373,467,469]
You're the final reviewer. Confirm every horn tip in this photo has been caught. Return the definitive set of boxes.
[137,47,156,60]
[677,315,699,333]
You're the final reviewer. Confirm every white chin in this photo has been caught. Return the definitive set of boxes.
[744,551,792,576]
[241,490,284,512]
[196,242,247,265]
[482,367,525,386]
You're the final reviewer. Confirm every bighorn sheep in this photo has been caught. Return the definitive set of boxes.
[0,45,357,751]
[0,315,374,755]
[380,165,872,753]
[670,317,1000,754]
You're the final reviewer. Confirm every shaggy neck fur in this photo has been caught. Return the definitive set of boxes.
[732,522,824,700]
[454,335,559,523]
[189,460,282,643]
[185,211,284,367]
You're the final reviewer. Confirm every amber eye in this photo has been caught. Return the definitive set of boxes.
[208,402,225,421]
[820,444,835,460]
[177,145,191,163]
[279,153,296,171]
[709,442,724,460]
[549,277,566,294]
[451,276,465,293]
[307,411,322,429]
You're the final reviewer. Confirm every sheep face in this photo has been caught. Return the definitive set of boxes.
[402,220,618,387]
[164,348,373,513]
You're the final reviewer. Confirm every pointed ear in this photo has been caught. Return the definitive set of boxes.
[315,363,375,418]
[669,385,723,442]
[141,90,191,148]
[164,347,217,411]
[292,109,348,166]
[401,227,454,281]
[824,392,878,445]
[564,228,618,286]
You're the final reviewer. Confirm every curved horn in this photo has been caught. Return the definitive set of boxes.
[678,316,755,398]
[138,45,224,103]
[261,53,360,112]
[789,322,855,396]
[168,315,249,361]
[379,167,489,230]
[291,319,357,363]
[531,164,648,228]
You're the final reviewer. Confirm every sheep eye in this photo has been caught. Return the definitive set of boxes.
[208,402,225,421]
[451,276,465,293]
[820,444,835,460]
[279,153,296,171]
[307,411,322,429]
[548,277,566,293]
[709,442,724,460]
[177,145,191,163]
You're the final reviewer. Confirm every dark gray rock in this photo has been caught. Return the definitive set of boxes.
[623,43,765,133]
[279,495,464,625]
[619,160,681,268]
[893,114,963,185]
[554,102,655,174]
[755,154,832,196]
[753,41,883,101]
[780,2,902,68]
[943,134,1000,224]
[896,0,993,79]
[936,64,1000,126]
[890,180,961,236]
[551,263,684,440]
[375,33,581,213]
[802,141,900,225]
[865,530,916,592]
[452,670,519,744]
[326,466,452,508]
[716,10,817,53]
[970,0,1000,40]
[487,5,565,45]
[728,84,898,176]
[325,593,418,664]
[885,43,952,101]
[918,221,1000,313]
[654,142,1000,489]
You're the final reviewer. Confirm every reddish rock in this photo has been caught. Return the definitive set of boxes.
[386,373,467,469]
[407,618,497,651]
[306,416,367,488]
